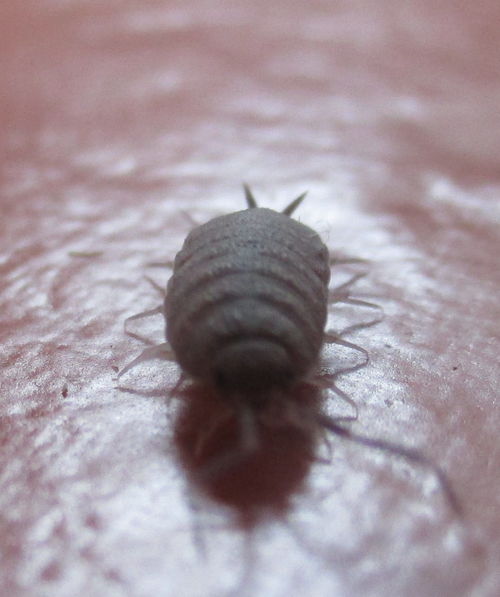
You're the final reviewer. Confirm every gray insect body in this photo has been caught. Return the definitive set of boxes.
[165,205,330,403]
[119,188,460,513]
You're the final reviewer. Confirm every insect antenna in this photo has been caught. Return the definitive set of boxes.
[282,192,308,216]
[315,413,463,516]
[243,183,258,208]
[195,402,259,482]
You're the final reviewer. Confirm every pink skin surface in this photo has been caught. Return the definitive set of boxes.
[1,1,498,596]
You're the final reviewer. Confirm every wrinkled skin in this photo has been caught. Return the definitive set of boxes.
[1,2,498,596]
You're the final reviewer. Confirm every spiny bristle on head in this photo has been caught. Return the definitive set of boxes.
[242,184,307,216]
[282,192,307,216]
[243,183,258,209]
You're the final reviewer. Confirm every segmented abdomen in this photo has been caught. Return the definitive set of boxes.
[165,207,330,395]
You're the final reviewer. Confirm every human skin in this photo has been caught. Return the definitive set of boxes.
[1,2,499,596]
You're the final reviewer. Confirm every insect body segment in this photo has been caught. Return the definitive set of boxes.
[165,197,330,405]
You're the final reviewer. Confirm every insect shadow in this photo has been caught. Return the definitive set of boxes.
[117,186,461,523]
[173,381,321,527]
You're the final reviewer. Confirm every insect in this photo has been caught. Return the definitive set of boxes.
[119,185,461,514]
[165,185,330,406]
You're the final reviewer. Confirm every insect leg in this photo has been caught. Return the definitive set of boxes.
[117,342,174,381]
[124,305,164,345]
[312,374,359,422]
[195,403,259,483]
[316,413,463,516]
[330,272,367,294]
[143,275,165,296]
[330,255,368,266]
[324,333,370,371]
[125,305,163,325]
[336,315,384,337]
[329,273,381,313]
[178,209,201,228]
[146,259,175,268]
[193,408,234,458]
[330,302,384,338]
[328,272,385,334]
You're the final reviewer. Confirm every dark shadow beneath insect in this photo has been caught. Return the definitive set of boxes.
[173,382,321,528]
